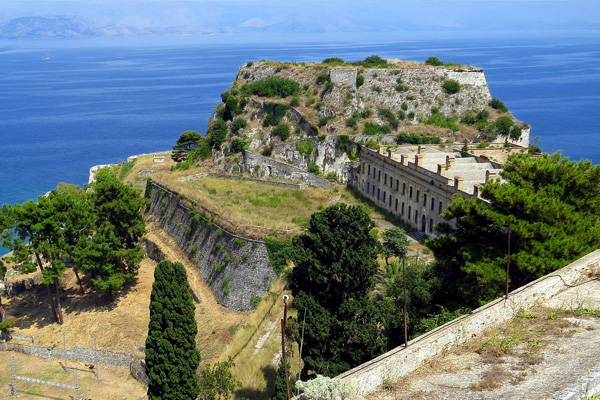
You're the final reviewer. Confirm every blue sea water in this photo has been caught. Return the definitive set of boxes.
[0,36,599,255]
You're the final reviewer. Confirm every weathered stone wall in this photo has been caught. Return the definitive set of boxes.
[147,181,277,312]
[330,69,357,86]
[4,273,42,297]
[0,342,134,368]
[336,250,600,395]
[242,151,333,187]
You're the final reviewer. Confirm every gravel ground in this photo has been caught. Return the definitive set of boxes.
[369,280,600,400]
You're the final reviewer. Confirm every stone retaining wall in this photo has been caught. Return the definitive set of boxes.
[147,181,277,311]
[336,250,600,395]
[0,342,134,368]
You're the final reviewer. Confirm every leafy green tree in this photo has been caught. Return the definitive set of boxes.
[172,130,202,162]
[76,167,147,295]
[381,227,409,265]
[208,118,228,149]
[146,260,200,400]
[231,118,247,134]
[290,204,385,377]
[198,357,242,400]
[272,124,291,141]
[427,152,600,306]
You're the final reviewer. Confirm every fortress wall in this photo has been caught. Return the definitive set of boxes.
[330,69,358,86]
[336,250,600,395]
[147,181,277,312]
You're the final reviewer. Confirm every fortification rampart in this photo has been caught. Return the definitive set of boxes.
[147,181,277,312]
[337,250,600,395]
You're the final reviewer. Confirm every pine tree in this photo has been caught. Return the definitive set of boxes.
[145,260,200,400]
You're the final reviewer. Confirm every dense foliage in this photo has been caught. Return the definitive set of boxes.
[442,79,460,95]
[241,77,300,98]
[290,204,385,377]
[0,168,147,323]
[146,260,200,400]
[427,152,600,305]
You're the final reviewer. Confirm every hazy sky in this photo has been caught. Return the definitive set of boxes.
[1,0,599,40]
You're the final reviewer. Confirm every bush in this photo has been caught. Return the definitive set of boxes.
[395,84,410,92]
[208,118,228,149]
[230,118,247,133]
[272,124,291,141]
[316,74,331,84]
[425,56,444,66]
[363,122,391,135]
[230,138,250,153]
[397,133,442,144]
[262,143,274,156]
[489,97,508,112]
[442,80,460,95]
[290,96,300,107]
[494,116,514,136]
[345,117,358,129]
[354,55,388,68]
[262,103,289,127]
[356,74,365,87]
[378,108,399,129]
[250,296,262,309]
[322,57,345,65]
[360,108,372,119]
[308,161,321,175]
[241,77,300,98]
[296,140,315,157]
[401,102,409,111]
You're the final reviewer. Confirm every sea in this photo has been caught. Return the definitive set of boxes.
[1,35,599,255]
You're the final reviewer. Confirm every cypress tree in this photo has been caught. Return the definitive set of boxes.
[145,260,200,400]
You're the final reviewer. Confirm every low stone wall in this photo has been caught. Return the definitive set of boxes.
[148,181,277,312]
[179,171,308,189]
[337,250,600,395]
[0,342,134,368]
[242,151,332,188]
[4,273,42,297]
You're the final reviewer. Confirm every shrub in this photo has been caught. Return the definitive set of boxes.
[322,57,345,65]
[346,117,358,129]
[290,96,300,107]
[223,277,230,295]
[262,143,274,156]
[425,111,460,131]
[241,77,300,98]
[401,102,409,111]
[246,61,254,67]
[443,79,460,95]
[378,108,399,129]
[308,161,321,175]
[494,116,514,136]
[208,118,228,149]
[359,108,372,119]
[363,122,391,135]
[397,133,442,144]
[230,118,247,133]
[354,55,388,68]
[234,237,245,247]
[316,74,331,84]
[296,140,315,157]
[272,124,291,141]
[250,296,262,309]
[230,138,250,153]
[489,97,508,112]
[356,74,365,87]
[425,56,444,66]
[372,86,382,94]
[395,84,410,92]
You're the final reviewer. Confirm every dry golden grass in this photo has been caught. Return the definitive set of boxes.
[0,352,147,400]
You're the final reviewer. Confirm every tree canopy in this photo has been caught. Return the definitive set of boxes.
[290,203,385,377]
[146,260,200,400]
[427,152,600,305]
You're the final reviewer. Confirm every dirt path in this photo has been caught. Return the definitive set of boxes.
[145,223,246,363]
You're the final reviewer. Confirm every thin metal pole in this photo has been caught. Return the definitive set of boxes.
[506,222,511,299]
[11,355,17,396]
[281,299,291,400]
[403,258,408,348]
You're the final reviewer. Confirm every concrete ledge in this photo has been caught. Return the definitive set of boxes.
[336,250,600,395]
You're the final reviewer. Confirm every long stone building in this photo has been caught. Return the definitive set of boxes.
[350,145,506,237]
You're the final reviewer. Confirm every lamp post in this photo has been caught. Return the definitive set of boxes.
[281,295,291,400]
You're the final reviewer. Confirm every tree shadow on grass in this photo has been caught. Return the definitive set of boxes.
[237,365,277,400]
